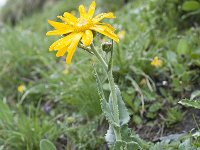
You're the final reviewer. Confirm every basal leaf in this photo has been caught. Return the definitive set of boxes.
[127,141,142,150]
[190,90,200,100]
[178,139,194,150]
[182,1,200,11]
[105,126,116,145]
[112,140,125,150]
[178,99,200,109]
[40,139,56,150]
[177,39,189,55]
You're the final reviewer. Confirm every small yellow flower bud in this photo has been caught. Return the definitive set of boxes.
[17,85,26,93]
[151,56,163,67]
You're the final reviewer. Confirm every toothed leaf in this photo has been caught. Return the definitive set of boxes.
[179,99,200,109]
[109,85,130,126]
[105,125,116,145]
[93,66,116,126]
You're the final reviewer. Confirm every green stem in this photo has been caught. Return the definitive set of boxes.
[78,43,94,55]
[90,43,121,141]
[90,43,108,70]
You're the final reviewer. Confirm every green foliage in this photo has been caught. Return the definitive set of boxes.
[149,132,200,150]
[66,116,105,150]
[94,63,145,149]
[192,131,200,148]
[40,139,56,150]
[190,90,200,100]
[182,1,200,11]
[177,38,190,55]
[0,0,200,149]
[0,100,61,150]
[0,0,102,118]
[179,99,200,109]
[95,66,131,145]
[94,66,116,127]
[166,108,184,126]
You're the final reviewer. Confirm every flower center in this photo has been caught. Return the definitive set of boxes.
[74,18,93,32]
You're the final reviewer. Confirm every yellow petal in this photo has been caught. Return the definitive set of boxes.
[49,33,75,51]
[97,23,115,31]
[88,1,96,19]
[49,37,65,51]
[79,5,87,18]
[66,33,83,64]
[46,29,73,36]
[92,12,115,23]
[63,12,78,23]
[81,30,93,47]
[91,25,119,43]
[54,33,76,50]
[57,16,76,26]
[47,20,71,29]
[56,46,68,57]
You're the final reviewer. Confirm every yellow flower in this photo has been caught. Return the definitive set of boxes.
[46,1,119,64]
[117,30,125,39]
[17,85,26,93]
[151,56,162,67]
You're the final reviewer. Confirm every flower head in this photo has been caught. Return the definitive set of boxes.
[151,56,162,67]
[17,85,26,93]
[46,1,119,64]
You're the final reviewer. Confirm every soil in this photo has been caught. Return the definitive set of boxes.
[135,109,200,142]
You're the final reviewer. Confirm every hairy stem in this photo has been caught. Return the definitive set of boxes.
[90,43,121,141]
[90,43,108,70]
[78,43,94,55]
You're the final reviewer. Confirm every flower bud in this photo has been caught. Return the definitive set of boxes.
[101,42,112,53]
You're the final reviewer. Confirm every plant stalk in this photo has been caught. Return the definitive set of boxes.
[91,43,108,70]
[90,43,122,141]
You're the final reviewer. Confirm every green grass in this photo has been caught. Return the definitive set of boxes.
[0,0,200,149]
[0,100,61,150]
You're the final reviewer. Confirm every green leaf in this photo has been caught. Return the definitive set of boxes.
[93,66,116,126]
[190,90,200,100]
[40,139,56,150]
[178,99,200,109]
[182,1,200,11]
[149,103,162,113]
[166,51,177,63]
[120,125,144,149]
[177,39,189,55]
[132,115,142,125]
[109,86,130,126]
[112,140,141,150]
[127,141,142,150]
[105,126,116,145]
[0,146,4,150]
[150,142,164,150]
[179,139,194,150]
[112,141,125,150]
[0,100,13,125]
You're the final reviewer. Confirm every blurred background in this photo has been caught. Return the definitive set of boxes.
[0,0,200,149]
